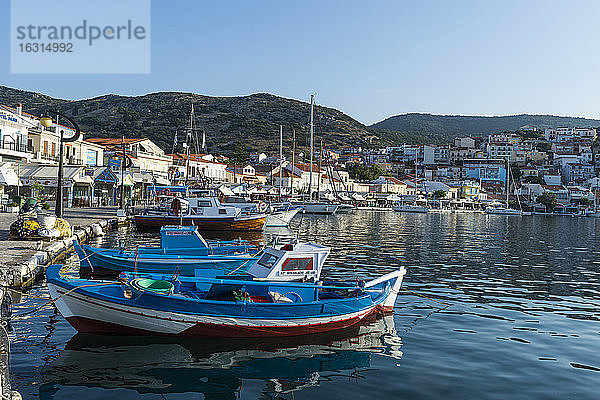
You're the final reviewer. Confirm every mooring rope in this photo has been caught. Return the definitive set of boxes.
[400,287,452,307]
[11,281,117,320]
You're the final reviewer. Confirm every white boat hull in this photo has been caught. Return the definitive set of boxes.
[485,208,522,215]
[265,207,302,227]
[392,205,429,213]
[47,282,392,337]
[303,204,339,215]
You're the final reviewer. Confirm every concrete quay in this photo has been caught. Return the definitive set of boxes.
[0,207,132,287]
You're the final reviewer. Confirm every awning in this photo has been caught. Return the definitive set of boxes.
[116,174,135,187]
[154,176,170,185]
[0,168,21,186]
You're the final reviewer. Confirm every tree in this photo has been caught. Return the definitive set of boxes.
[577,197,593,207]
[345,163,384,181]
[523,175,544,184]
[536,142,552,152]
[510,165,522,182]
[537,191,557,212]
[433,189,447,199]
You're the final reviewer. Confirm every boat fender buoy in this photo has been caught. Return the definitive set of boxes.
[161,188,171,196]
[258,201,268,213]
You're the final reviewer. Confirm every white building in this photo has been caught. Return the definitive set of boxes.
[169,153,228,183]
[0,104,36,162]
[544,127,596,143]
[86,137,171,176]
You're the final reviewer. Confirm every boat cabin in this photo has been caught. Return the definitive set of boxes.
[186,197,240,217]
[247,242,330,282]
[160,225,209,250]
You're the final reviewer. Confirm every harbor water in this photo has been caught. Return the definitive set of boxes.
[8,210,600,399]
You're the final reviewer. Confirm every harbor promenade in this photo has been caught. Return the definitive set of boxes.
[0,207,128,286]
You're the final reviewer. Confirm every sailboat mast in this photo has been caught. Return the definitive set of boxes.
[185,104,194,185]
[505,158,509,207]
[279,125,283,198]
[318,136,323,197]
[291,128,296,195]
[309,94,314,200]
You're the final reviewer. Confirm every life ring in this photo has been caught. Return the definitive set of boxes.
[161,188,172,196]
[258,201,268,213]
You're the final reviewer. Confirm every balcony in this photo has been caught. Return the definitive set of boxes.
[40,153,60,162]
[0,140,34,154]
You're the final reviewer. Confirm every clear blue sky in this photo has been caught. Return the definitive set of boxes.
[2,0,599,124]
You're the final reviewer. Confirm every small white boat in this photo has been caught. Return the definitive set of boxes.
[302,203,339,215]
[485,207,522,216]
[336,204,356,213]
[392,203,429,213]
[265,204,303,227]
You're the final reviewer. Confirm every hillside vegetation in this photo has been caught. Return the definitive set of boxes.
[371,113,600,144]
[0,86,387,155]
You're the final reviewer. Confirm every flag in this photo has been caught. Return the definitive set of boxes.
[174,131,178,146]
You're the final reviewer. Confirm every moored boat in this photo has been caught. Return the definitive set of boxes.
[485,207,522,215]
[135,197,267,231]
[302,202,339,215]
[47,243,406,338]
[74,225,259,275]
[392,203,429,213]
[265,203,303,227]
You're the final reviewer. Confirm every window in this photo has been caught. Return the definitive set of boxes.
[257,253,279,269]
[197,201,212,207]
[218,208,227,215]
[282,258,313,271]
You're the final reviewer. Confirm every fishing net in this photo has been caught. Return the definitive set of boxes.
[53,218,72,237]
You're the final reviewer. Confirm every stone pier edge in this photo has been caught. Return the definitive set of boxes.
[10,216,134,288]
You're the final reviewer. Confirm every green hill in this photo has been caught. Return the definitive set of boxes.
[0,86,389,156]
[371,113,600,144]
[3,85,600,153]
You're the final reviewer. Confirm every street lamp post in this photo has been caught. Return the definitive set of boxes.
[39,112,80,218]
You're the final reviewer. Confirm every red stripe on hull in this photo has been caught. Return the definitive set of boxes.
[65,307,381,338]
[134,215,266,231]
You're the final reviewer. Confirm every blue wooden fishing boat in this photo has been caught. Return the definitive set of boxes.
[73,225,259,275]
[47,243,406,338]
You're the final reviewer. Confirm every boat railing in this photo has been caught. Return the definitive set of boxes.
[119,273,372,291]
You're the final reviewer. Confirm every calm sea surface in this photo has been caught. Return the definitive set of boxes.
[8,210,600,399]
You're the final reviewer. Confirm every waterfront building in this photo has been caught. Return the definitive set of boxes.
[18,164,94,207]
[0,104,36,162]
[463,159,507,184]
[541,184,570,204]
[370,176,408,195]
[169,153,227,184]
[86,137,171,177]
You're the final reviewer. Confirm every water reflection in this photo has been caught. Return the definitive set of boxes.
[40,316,401,399]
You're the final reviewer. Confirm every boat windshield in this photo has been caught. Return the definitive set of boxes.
[257,253,279,269]
[282,258,313,271]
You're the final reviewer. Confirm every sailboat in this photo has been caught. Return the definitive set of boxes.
[300,95,338,215]
[485,159,522,215]
[266,125,303,226]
